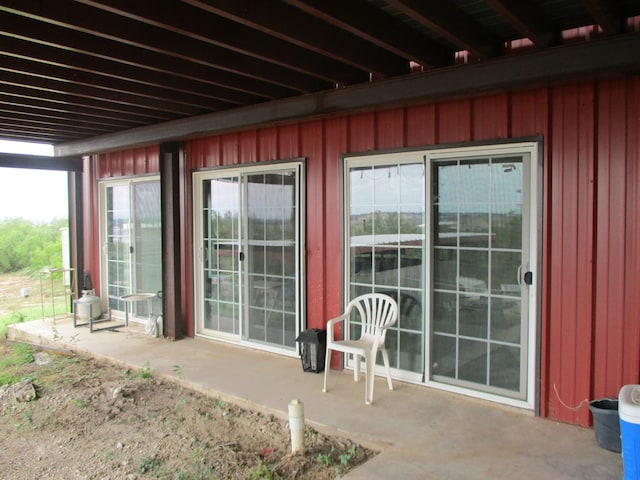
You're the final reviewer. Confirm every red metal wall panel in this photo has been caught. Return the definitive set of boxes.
[406,104,436,147]
[348,113,376,152]
[545,83,596,425]
[622,77,640,389]
[258,127,278,161]
[221,133,239,167]
[438,98,472,144]
[376,109,406,149]
[277,124,301,159]
[239,131,258,164]
[96,147,159,178]
[89,75,640,426]
[593,78,640,397]
[324,117,348,367]
[511,88,549,138]
[302,121,326,329]
[472,94,510,141]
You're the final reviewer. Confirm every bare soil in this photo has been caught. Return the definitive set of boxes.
[0,272,45,317]
[0,274,376,479]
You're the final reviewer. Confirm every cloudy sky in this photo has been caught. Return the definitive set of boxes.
[0,141,68,223]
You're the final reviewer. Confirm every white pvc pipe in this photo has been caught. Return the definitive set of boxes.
[288,399,305,454]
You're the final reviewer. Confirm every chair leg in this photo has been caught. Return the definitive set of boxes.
[323,347,331,393]
[365,352,375,405]
[381,347,393,391]
[353,354,361,382]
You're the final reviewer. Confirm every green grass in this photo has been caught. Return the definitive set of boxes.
[0,343,36,385]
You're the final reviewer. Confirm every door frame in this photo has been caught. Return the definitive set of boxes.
[192,160,306,357]
[423,141,540,410]
[98,175,162,320]
[343,141,541,410]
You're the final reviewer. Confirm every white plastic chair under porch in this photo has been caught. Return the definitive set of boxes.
[322,293,398,405]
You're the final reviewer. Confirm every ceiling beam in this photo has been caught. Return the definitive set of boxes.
[55,32,640,157]
[0,152,82,172]
[384,0,502,58]
[581,0,624,35]
[0,54,234,112]
[181,0,410,77]
[0,92,157,127]
[0,13,301,99]
[0,117,106,137]
[284,0,453,68]
[0,69,203,117]
[0,103,143,131]
[77,0,377,81]
[0,83,177,122]
[483,0,557,47]
[0,1,330,92]
[1,35,266,107]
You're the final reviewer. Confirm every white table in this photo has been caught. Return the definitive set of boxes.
[121,293,158,336]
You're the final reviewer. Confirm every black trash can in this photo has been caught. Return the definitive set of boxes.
[295,329,326,373]
[589,398,621,452]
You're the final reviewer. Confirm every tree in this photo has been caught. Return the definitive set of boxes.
[0,218,67,273]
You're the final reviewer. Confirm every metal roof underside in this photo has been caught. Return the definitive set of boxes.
[1,0,640,156]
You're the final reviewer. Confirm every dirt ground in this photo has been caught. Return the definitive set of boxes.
[0,272,46,317]
[0,274,376,479]
[0,341,375,480]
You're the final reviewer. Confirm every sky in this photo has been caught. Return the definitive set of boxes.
[0,140,68,223]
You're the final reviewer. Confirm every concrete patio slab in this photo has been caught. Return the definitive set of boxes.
[8,318,623,479]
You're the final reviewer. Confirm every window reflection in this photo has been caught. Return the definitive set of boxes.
[348,162,425,374]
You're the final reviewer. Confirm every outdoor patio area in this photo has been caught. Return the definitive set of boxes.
[8,317,623,479]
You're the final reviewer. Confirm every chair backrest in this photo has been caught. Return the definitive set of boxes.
[347,293,398,342]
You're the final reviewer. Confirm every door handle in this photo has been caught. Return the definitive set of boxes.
[517,265,533,286]
[239,251,245,262]
[524,271,533,285]
[516,265,533,286]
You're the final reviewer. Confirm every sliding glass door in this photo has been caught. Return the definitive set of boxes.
[345,143,538,407]
[100,178,162,317]
[430,152,532,400]
[194,162,304,355]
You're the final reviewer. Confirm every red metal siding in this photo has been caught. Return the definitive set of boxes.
[472,94,510,141]
[348,113,376,152]
[511,88,549,138]
[96,146,159,178]
[376,109,406,149]
[324,117,348,367]
[302,121,326,328]
[546,83,596,425]
[623,77,640,391]
[277,124,301,159]
[593,78,640,397]
[86,75,640,426]
[438,98,472,144]
[406,104,436,146]
[324,117,348,318]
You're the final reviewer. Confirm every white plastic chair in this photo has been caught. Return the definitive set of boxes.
[322,293,398,405]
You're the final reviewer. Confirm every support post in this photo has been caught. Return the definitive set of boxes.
[160,142,184,339]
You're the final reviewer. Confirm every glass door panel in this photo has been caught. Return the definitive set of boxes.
[194,163,303,354]
[202,177,240,335]
[132,182,162,317]
[347,161,425,374]
[431,156,527,398]
[105,184,130,313]
[103,180,162,316]
[245,171,298,349]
